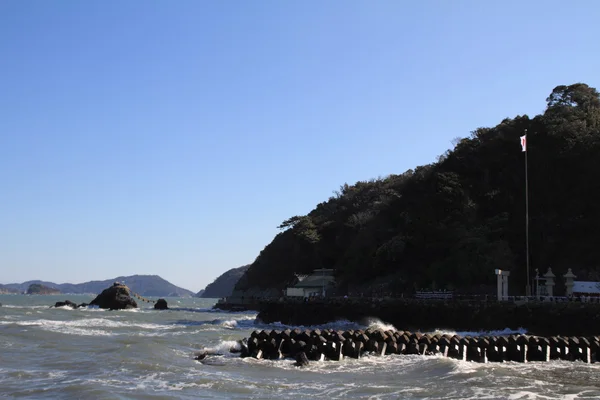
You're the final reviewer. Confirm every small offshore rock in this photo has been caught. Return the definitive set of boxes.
[54,300,78,308]
[154,299,169,310]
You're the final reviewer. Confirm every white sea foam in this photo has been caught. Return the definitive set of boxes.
[257,315,533,339]
[0,305,51,309]
[201,340,242,356]
[221,315,256,329]
[430,327,528,337]
[221,319,239,329]
[364,318,398,331]
[55,305,74,310]
[256,318,365,331]
[82,375,212,392]
[0,317,177,337]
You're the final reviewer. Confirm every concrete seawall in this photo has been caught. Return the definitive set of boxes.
[227,328,599,365]
[213,301,260,312]
[256,299,600,337]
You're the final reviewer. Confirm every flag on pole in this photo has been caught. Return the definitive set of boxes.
[520,135,527,152]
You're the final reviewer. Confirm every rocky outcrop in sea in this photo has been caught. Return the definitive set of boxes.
[89,282,138,310]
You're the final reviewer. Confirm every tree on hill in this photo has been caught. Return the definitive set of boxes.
[234,83,600,297]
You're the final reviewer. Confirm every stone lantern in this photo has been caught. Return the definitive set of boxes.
[564,268,577,297]
[544,268,555,297]
[534,268,547,298]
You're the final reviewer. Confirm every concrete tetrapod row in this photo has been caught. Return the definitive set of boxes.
[231,328,600,366]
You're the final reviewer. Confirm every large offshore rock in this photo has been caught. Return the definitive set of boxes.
[90,282,138,310]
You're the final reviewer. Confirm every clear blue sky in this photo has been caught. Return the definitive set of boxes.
[1,1,599,293]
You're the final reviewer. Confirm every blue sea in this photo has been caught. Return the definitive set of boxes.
[1,294,599,399]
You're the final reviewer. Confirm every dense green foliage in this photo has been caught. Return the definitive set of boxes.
[235,83,600,296]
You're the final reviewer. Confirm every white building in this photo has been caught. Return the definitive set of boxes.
[286,268,335,298]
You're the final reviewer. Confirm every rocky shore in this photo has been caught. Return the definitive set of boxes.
[219,328,599,366]
[256,298,600,337]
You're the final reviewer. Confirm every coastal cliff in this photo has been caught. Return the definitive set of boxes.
[232,83,600,298]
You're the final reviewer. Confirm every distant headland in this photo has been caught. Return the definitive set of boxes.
[197,265,250,298]
[26,283,60,295]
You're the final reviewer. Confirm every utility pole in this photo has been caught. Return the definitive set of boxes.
[521,130,531,296]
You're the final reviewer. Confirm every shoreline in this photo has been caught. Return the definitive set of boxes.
[231,297,600,337]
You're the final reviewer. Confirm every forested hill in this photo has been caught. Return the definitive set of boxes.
[198,265,250,299]
[200,265,250,298]
[234,83,600,297]
[26,284,60,295]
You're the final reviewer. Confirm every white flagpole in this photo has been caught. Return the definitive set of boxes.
[524,129,530,296]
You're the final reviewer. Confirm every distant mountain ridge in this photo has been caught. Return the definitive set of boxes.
[200,265,250,298]
[0,275,194,297]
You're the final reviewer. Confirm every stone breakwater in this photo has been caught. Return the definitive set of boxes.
[220,328,600,366]
[256,299,600,337]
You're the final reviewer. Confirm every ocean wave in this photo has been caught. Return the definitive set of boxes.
[252,317,402,332]
[254,318,528,338]
[0,314,262,338]
[0,317,179,337]
[169,316,257,330]
[428,327,528,337]
[170,307,252,314]
[199,353,600,399]
[0,318,169,329]
[200,340,243,356]
[0,305,51,310]
[254,318,365,331]
[363,318,398,332]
